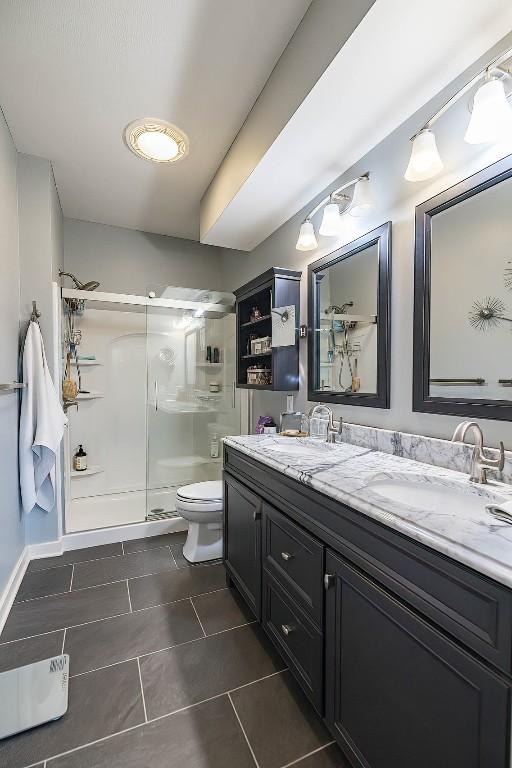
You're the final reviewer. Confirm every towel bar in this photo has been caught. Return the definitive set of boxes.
[0,382,27,392]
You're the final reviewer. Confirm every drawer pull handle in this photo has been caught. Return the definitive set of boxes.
[281,551,293,561]
[281,623,295,636]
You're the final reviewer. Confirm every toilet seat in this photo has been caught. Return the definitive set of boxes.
[176,481,222,503]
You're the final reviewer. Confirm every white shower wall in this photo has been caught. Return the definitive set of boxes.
[66,303,239,533]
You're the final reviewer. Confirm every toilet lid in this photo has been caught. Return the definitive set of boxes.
[176,481,223,503]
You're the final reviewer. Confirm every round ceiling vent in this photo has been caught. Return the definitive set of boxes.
[124,118,189,163]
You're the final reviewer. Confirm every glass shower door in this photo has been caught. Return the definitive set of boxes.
[145,287,240,521]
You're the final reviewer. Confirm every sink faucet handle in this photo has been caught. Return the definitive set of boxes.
[483,441,505,472]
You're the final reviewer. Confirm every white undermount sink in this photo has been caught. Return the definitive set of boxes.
[367,476,504,518]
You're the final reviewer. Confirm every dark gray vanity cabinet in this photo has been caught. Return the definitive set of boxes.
[324,550,510,768]
[223,445,512,768]
[223,474,262,619]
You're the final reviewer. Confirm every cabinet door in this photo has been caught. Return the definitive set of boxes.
[223,474,262,619]
[325,551,510,768]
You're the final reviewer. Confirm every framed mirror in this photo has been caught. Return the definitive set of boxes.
[413,154,512,421]
[308,222,391,408]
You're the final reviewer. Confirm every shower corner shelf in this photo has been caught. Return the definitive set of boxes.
[71,465,104,478]
[76,391,104,400]
[70,359,103,366]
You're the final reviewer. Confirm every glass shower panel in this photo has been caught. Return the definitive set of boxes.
[64,297,148,533]
[145,288,240,521]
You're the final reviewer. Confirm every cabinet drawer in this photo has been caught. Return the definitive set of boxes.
[262,502,324,626]
[262,571,323,714]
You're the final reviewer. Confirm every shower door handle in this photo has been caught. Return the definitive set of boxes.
[154,381,158,411]
[232,381,236,409]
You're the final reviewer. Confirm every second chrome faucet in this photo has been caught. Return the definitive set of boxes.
[451,421,505,484]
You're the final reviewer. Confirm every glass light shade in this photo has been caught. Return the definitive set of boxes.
[349,177,373,217]
[136,130,179,161]
[296,220,318,251]
[404,129,443,182]
[464,78,512,145]
[319,203,342,236]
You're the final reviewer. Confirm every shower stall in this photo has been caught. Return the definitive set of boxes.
[61,284,240,534]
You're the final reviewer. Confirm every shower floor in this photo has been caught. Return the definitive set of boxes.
[67,487,178,532]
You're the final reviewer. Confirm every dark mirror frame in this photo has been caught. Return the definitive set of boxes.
[413,154,512,421]
[307,221,391,409]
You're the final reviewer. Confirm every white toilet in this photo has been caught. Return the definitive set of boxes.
[175,481,224,563]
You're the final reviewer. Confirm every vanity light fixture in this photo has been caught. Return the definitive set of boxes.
[295,174,372,251]
[124,118,189,163]
[296,220,318,251]
[404,45,512,182]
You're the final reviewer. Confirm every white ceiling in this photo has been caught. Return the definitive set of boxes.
[201,0,512,250]
[0,0,311,240]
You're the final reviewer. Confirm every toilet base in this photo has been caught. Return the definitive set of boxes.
[182,521,223,563]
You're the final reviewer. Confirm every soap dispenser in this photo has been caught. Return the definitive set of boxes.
[73,445,87,472]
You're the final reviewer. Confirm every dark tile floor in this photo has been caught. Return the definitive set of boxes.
[0,532,348,768]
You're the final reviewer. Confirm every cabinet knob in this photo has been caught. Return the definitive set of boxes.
[281,623,295,636]
[281,551,293,562]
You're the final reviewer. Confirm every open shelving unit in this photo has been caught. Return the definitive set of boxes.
[234,267,301,390]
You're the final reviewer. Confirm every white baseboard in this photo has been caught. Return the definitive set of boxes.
[0,548,30,636]
[28,516,187,561]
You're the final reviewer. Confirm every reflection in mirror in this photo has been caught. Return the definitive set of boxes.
[308,222,391,409]
[413,154,512,421]
[316,243,378,394]
[430,177,512,399]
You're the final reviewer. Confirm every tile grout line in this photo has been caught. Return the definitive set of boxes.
[136,657,148,722]
[18,670,288,768]
[228,692,261,768]
[189,598,206,637]
[280,741,337,768]
[121,541,125,555]
[11,556,222,605]
[0,586,230,647]
[26,542,178,576]
[126,580,132,612]
[69,564,75,592]
[68,619,261,679]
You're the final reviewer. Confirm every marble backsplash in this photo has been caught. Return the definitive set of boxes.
[338,422,512,485]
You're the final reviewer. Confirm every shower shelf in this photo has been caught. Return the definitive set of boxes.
[70,359,102,366]
[71,465,104,478]
[76,392,104,400]
[195,363,223,369]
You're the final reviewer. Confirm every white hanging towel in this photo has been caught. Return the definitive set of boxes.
[19,321,67,514]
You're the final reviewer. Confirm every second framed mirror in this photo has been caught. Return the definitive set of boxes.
[308,222,391,408]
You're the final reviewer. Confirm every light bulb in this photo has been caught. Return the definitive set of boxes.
[404,129,443,182]
[350,176,373,216]
[319,203,341,236]
[465,77,512,145]
[296,220,318,251]
[136,130,179,161]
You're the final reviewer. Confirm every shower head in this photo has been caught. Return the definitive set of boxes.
[59,270,100,291]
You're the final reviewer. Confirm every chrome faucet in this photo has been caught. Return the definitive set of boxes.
[451,421,505,484]
[309,404,342,443]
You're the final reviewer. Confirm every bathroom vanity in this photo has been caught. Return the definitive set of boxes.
[223,435,512,768]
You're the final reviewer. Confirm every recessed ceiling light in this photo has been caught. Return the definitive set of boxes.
[124,118,189,163]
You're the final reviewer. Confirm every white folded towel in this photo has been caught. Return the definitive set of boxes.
[486,499,512,525]
[19,321,67,514]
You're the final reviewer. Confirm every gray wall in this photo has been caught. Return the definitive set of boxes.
[0,110,24,598]
[18,153,64,546]
[63,219,227,296]
[222,33,512,449]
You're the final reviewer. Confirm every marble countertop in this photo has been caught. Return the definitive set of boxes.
[223,434,512,589]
